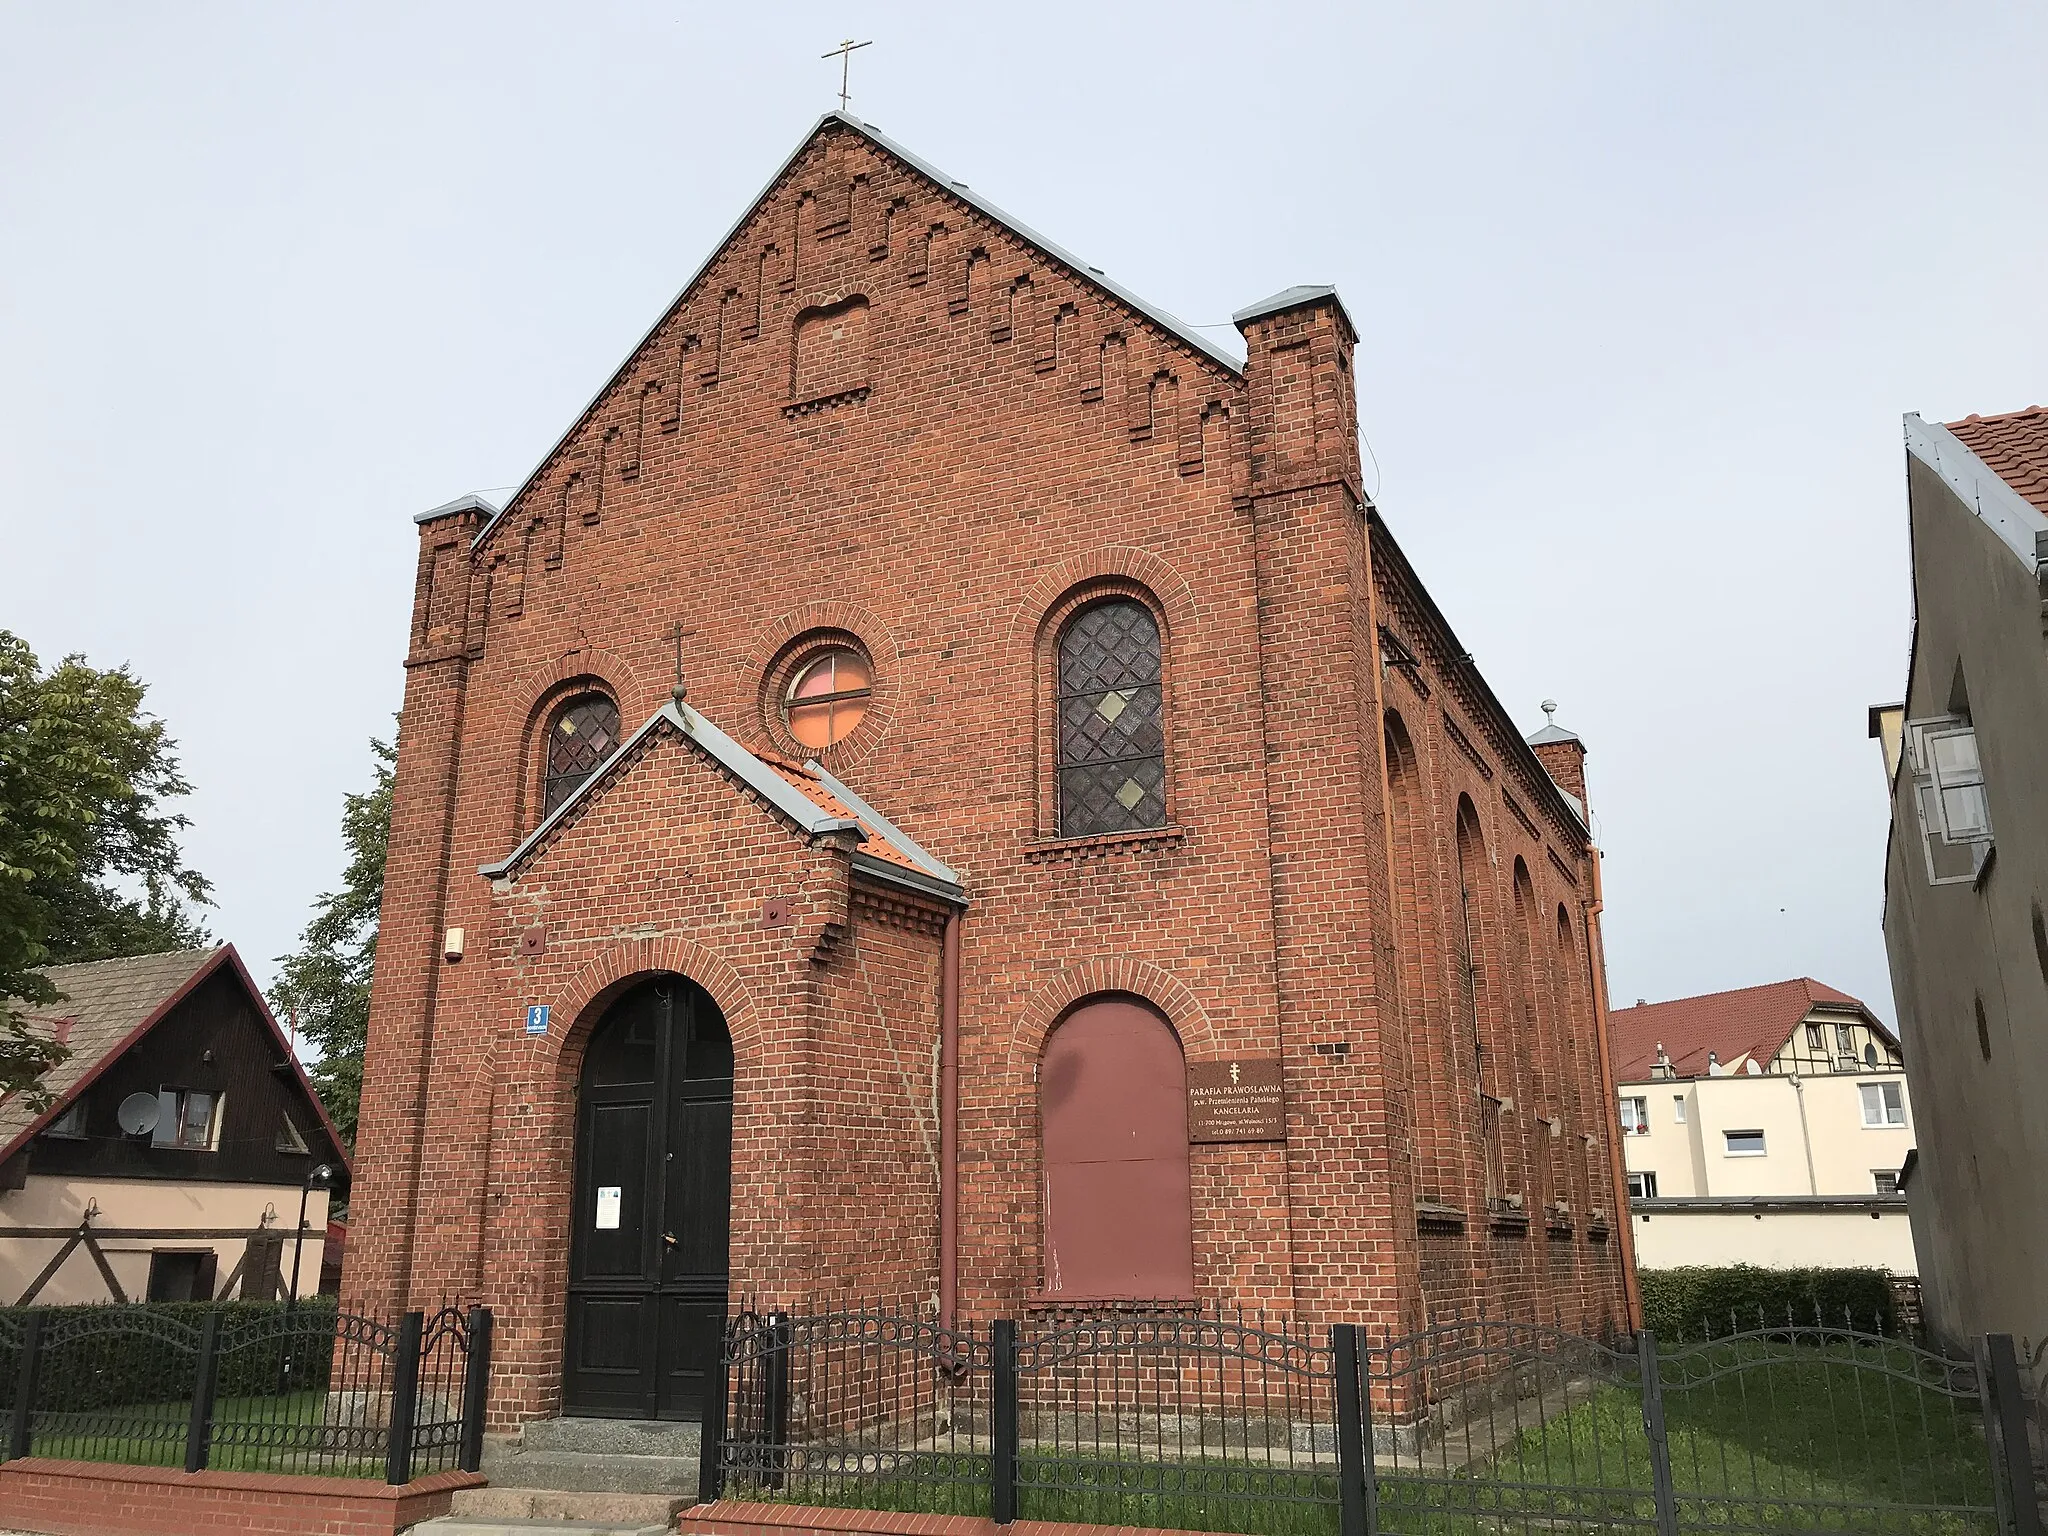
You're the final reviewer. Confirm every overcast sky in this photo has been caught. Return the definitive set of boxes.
[5,3,2045,1034]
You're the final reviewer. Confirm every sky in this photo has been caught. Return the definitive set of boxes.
[4,3,2045,1034]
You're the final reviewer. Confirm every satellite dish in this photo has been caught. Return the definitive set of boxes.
[117,1093,161,1137]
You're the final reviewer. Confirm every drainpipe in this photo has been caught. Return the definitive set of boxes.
[1583,849,1645,1332]
[939,910,961,1334]
[1789,1075,1820,1195]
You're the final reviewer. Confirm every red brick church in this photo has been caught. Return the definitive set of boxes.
[345,112,1636,1428]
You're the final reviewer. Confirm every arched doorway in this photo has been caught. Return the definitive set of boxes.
[1039,995,1194,1301]
[564,975,732,1419]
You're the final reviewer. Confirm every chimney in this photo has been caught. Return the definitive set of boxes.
[1527,699,1589,821]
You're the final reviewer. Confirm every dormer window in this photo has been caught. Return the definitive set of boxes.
[154,1088,220,1151]
[42,1102,87,1139]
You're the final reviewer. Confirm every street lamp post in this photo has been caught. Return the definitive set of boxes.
[286,1163,334,1314]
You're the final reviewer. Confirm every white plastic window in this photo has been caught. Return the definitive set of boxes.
[1619,1096,1649,1135]
[1905,716,1993,885]
[1860,1081,1906,1128]
[1627,1171,1659,1200]
[1724,1129,1766,1156]
[1873,1170,1899,1195]
[1672,1096,1687,1125]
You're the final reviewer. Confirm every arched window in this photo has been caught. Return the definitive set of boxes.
[544,692,622,815]
[1038,996,1193,1300]
[782,645,873,750]
[1056,599,1165,836]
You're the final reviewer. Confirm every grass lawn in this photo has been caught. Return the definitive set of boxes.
[30,1390,385,1478]
[722,1341,2001,1536]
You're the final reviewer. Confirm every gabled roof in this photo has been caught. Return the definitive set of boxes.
[456,110,1244,549]
[1608,978,1884,1082]
[0,945,353,1170]
[1946,405,2048,518]
[480,697,964,905]
[1903,410,2048,571]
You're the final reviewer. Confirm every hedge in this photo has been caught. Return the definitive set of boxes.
[1639,1266,1899,1339]
[1,1299,342,1412]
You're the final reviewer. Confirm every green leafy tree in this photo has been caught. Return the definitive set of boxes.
[269,736,393,1147]
[0,630,212,1104]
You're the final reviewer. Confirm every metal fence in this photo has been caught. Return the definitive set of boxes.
[0,1301,493,1484]
[705,1303,2045,1536]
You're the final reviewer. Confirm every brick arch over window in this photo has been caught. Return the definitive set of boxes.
[745,602,900,769]
[507,647,647,834]
[1004,957,1216,1078]
[1039,994,1194,1302]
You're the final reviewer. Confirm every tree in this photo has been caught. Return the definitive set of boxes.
[269,736,393,1147]
[0,630,212,1104]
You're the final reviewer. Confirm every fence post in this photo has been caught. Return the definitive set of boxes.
[457,1307,494,1475]
[184,1310,222,1473]
[7,1310,43,1462]
[761,1312,792,1491]
[1332,1324,1372,1536]
[1635,1331,1680,1536]
[385,1310,424,1486]
[991,1318,1018,1527]
[1986,1334,2045,1536]
[697,1315,729,1506]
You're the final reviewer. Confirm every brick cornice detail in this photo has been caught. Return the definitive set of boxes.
[1002,957,1217,1078]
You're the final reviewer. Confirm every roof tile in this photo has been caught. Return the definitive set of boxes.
[1946,404,2048,517]
[1608,977,1871,1082]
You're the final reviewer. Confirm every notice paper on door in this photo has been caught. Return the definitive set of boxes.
[595,1187,622,1229]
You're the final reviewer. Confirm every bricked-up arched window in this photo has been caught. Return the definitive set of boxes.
[1056,600,1165,836]
[544,693,622,815]
[1039,997,1193,1300]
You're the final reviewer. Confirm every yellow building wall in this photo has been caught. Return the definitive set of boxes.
[0,1175,329,1306]
[1630,1204,1918,1275]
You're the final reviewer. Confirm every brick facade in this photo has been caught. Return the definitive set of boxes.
[344,112,1634,1429]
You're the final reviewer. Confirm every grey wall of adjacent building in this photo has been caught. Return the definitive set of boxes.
[1881,452,2048,1360]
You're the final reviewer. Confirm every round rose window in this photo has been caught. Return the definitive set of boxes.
[783,647,873,749]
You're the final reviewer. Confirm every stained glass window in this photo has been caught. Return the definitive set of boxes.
[544,693,622,815]
[783,647,873,750]
[1056,599,1165,836]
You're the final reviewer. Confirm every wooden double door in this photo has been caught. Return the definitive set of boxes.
[563,976,732,1419]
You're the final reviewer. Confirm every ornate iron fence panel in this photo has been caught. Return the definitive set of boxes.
[1368,1318,1657,1535]
[715,1301,992,1515]
[1655,1317,1999,1534]
[0,1301,492,1483]
[206,1306,390,1476]
[1011,1309,1345,1535]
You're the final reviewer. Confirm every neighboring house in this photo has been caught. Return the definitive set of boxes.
[1870,405,2048,1364]
[0,946,350,1306]
[1609,980,1916,1274]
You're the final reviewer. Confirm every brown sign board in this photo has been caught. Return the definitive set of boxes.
[1187,1059,1286,1143]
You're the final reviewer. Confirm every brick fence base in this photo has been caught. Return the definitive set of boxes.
[680,1499,1250,1536]
[0,1458,484,1536]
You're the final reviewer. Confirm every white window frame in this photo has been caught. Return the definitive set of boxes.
[1873,1170,1899,1195]
[1860,1081,1907,1128]
[1904,716,1994,885]
[1724,1129,1767,1157]
[1672,1096,1687,1125]
[1619,1096,1649,1136]
[1627,1171,1659,1200]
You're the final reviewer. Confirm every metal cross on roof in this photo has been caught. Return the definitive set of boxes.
[822,38,872,112]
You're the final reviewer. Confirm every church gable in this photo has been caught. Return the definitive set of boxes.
[470,113,1249,585]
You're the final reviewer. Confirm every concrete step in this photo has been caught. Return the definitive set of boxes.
[520,1418,702,1458]
[480,1445,702,1497]
[448,1489,687,1525]
[409,1520,669,1536]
